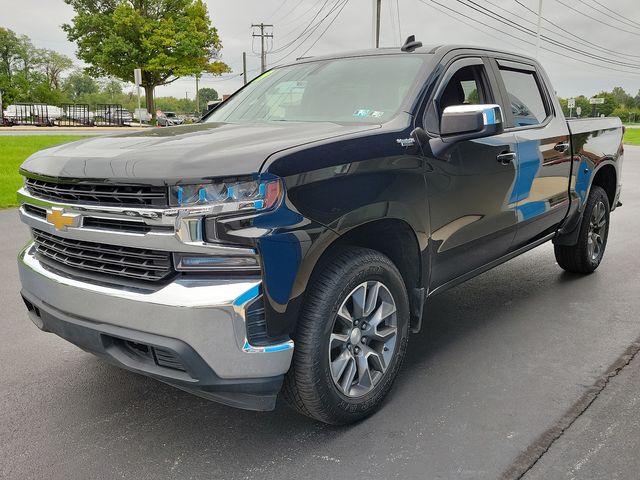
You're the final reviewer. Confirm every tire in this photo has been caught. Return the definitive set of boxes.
[554,185,610,273]
[282,246,410,425]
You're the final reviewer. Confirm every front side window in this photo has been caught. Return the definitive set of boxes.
[438,65,487,113]
[498,68,548,127]
[205,56,426,124]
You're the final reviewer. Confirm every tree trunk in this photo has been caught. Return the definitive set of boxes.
[144,84,155,120]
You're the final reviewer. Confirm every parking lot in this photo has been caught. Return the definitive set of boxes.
[1,147,639,480]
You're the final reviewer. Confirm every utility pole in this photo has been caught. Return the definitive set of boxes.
[374,0,381,48]
[0,89,4,125]
[195,74,200,115]
[535,0,543,58]
[252,23,273,73]
[134,68,142,126]
[242,52,248,85]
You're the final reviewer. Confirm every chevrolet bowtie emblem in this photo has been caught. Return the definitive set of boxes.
[45,207,81,231]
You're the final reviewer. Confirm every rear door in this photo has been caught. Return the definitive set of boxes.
[490,58,572,248]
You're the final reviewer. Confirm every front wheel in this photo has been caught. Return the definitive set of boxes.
[283,247,410,425]
[555,185,610,273]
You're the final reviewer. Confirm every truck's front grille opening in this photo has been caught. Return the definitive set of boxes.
[246,296,269,345]
[82,217,153,234]
[32,228,173,282]
[25,177,167,207]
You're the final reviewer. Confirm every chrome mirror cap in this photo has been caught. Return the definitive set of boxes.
[442,104,503,126]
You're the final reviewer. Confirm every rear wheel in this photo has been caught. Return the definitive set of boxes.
[283,247,410,425]
[554,185,610,273]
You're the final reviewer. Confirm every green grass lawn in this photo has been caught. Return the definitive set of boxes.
[624,128,640,146]
[0,135,90,208]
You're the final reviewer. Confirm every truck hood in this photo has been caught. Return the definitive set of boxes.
[21,121,380,184]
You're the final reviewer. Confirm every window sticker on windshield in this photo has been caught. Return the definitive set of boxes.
[254,70,275,82]
[353,109,385,118]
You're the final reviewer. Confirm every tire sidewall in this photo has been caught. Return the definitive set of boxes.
[303,251,409,422]
[581,186,610,270]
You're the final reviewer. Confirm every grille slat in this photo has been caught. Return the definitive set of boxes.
[23,204,155,234]
[83,217,152,234]
[32,229,173,282]
[25,178,167,207]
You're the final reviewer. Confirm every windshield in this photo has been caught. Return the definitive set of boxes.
[206,55,426,124]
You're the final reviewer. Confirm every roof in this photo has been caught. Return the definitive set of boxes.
[276,44,538,68]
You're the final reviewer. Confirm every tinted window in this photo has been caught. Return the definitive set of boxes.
[206,56,426,124]
[439,65,486,112]
[499,68,548,126]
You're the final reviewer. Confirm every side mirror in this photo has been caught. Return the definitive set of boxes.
[440,104,504,143]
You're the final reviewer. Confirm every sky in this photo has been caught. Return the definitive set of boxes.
[1,0,639,100]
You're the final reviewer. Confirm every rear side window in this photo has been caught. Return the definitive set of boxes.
[498,68,548,127]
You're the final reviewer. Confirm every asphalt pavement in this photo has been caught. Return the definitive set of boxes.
[1,147,639,480]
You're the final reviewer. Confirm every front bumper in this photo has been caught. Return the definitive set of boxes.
[18,243,294,411]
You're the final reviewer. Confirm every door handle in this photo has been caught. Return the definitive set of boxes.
[554,142,570,153]
[496,152,516,165]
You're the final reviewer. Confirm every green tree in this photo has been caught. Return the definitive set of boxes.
[38,49,74,90]
[0,28,37,103]
[63,71,99,102]
[197,87,218,111]
[592,91,617,117]
[63,0,231,118]
[610,86,634,109]
[101,78,123,102]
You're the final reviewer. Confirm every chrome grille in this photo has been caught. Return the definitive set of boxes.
[25,177,167,207]
[32,229,173,282]
[23,204,162,234]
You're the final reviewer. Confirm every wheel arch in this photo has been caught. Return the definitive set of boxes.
[267,217,429,335]
[590,162,617,209]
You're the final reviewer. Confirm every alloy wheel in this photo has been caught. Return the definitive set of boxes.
[328,281,398,398]
[587,200,607,261]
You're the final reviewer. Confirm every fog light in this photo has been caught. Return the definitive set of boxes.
[174,253,260,272]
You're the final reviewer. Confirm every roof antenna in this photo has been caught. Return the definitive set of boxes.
[401,35,422,52]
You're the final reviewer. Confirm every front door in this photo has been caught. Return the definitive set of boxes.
[420,57,520,290]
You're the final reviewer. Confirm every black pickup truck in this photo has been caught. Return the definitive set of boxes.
[17,40,623,425]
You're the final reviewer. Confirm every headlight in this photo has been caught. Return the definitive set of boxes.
[170,175,282,212]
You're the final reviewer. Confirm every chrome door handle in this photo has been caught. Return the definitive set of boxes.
[554,142,570,153]
[496,152,516,165]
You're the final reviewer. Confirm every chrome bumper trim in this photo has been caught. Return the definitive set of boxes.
[18,243,293,379]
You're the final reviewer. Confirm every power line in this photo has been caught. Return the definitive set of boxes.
[552,0,640,36]
[268,0,347,64]
[458,0,640,69]
[276,0,326,28]
[513,0,640,60]
[417,0,640,75]
[585,0,640,28]
[299,0,350,58]
[270,0,333,54]
[420,0,523,50]
[577,0,640,31]
[267,0,289,21]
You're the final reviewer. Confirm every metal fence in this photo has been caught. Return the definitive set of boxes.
[95,104,126,126]
[1,102,136,127]
[59,104,93,127]
[4,103,56,126]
